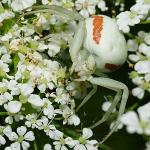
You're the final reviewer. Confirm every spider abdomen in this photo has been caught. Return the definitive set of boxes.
[83,15,127,73]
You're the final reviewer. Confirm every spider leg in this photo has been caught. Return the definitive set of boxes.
[69,20,85,62]
[25,5,84,21]
[89,89,122,129]
[87,77,129,143]
[75,85,97,112]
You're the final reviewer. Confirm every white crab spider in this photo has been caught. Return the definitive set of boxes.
[26,5,129,144]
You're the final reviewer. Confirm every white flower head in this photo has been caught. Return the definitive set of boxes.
[7,126,35,150]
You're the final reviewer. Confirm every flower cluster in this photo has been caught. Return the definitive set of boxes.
[120,102,150,135]
[0,0,101,149]
[75,0,108,18]
[128,31,150,99]
[117,0,150,33]
[0,0,150,149]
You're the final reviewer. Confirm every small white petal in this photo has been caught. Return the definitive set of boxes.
[132,87,144,99]
[28,94,44,107]
[44,144,52,150]
[22,141,30,150]
[135,61,150,74]
[0,135,6,145]
[82,128,93,139]
[4,101,22,113]
[17,126,27,136]
[24,131,35,141]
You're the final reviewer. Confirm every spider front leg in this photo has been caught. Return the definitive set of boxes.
[25,5,84,21]
[87,77,129,143]
[69,20,85,62]
[75,85,97,112]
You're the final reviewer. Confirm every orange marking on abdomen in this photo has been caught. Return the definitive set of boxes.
[105,63,121,71]
[93,16,103,44]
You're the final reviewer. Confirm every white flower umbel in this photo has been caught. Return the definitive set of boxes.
[117,0,150,33]
[6,126,35,150]
[128,31,150,99]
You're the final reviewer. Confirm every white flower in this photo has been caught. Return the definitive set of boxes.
[44,144,52,150]
[0,126,6,146]
[3,126,13,137]
[1,54,12,63]
[121,111,142,134]
[18,83,34,96]
[132,87,145,99]
[42,0,49,5]
[6,80,20,95]
[0,60,9,73]
[67,114,80,126]
[53,131,77,150]
[117,11,140,33]
[144,34,150,45]
[28,94,44,108]
[0,10,14,23]
[75,0,97,18]
[128,54,140,62]
[0,135,6,146]
[134,61,150,74]
[6,126,35,150]
[0,92,13,106]
[102,101,116,112]
[132,77,144,85]
[97,0,108,11]
[145,142,150,150]
[139,43,150,57]
[5,116,13,124]
[48,42,61,57]
[121,102,150,135]
[11,0,36,12]
[4,101,22,113]
[25,114,38,128]
[74,128,98,150]
[43,99,55,119]
[37,42,48,52]
[0,32,12,42]
[127,39,138,52]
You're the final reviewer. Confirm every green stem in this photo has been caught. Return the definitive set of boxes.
[34,141,38,150]
[99,144,112,150]
[0,112,9,116]
[127,102,139,111]
[140,20,150,24]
